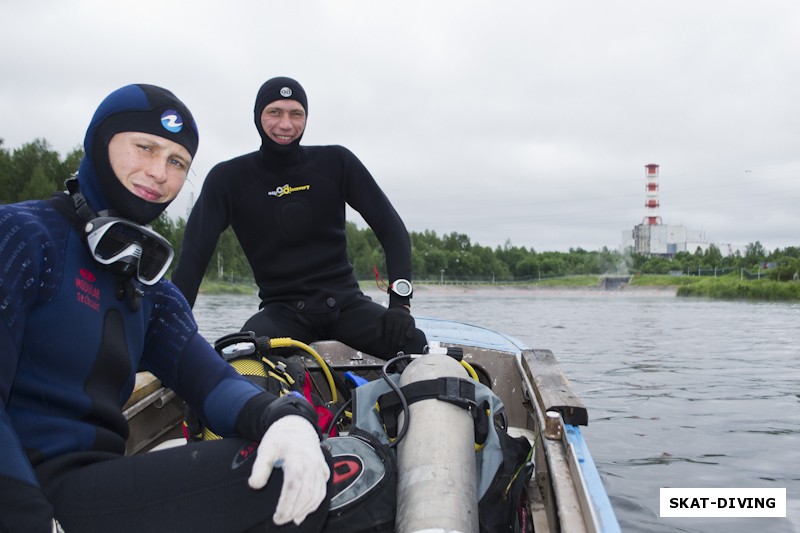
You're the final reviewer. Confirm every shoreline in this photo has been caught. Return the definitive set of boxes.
[367,283,679,297]
[202,273,799,302]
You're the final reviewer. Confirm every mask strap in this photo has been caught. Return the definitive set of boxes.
[117,277,143,311]
[67,178,143,294]
[65,177,97,223]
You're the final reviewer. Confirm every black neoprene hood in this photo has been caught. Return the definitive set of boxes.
[253,77,308,157]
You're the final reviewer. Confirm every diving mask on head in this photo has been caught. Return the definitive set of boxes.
[84,216,174,285]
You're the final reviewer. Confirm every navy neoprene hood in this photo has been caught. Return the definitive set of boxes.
[76,84,199,224]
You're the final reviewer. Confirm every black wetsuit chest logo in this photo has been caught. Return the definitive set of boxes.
[267,183,311,198]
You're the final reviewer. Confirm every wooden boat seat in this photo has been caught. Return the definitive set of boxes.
[124,371,163,410]
[123,371,183,454]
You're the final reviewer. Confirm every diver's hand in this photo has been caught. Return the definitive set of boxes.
[248,415,330,525]
[381,304,415,350]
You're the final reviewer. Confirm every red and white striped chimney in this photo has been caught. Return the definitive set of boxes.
[643,163,662,225]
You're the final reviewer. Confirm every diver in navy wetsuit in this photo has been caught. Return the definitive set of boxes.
[0,84,331,533]
[172,77,427,359]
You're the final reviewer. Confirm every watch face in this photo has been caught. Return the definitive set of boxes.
[392,279,413,297]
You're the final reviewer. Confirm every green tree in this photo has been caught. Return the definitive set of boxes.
[0,139,11,200]
[745,241,767,267]
[21,165,54,200]
[704,244,723,267]
[767,256,800,282]
[0,139,82,204]
[513,256,541,279]
[638,257,672,274]
[209,227,254,281]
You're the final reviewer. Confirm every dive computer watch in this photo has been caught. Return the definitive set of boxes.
[389,278,413,298]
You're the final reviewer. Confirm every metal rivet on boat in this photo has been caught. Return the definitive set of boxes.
[545,411,562,440]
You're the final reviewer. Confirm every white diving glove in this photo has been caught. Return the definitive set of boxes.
[248,414,330,526]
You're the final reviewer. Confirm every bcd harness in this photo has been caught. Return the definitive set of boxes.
[376,376,491,447]
[184,331,337,441]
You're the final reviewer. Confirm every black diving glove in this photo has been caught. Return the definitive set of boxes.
[380,304,415,351]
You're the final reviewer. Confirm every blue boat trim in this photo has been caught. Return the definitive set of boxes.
[565,424,622,533]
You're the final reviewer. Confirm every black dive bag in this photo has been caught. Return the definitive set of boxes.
[321,428,397,533]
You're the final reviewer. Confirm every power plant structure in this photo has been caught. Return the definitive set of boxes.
[621,164,707,257]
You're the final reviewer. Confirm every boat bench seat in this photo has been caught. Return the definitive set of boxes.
[124,371,163,410]
[124,372,184,454]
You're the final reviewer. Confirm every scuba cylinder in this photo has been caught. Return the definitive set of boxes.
[395,354,479,533]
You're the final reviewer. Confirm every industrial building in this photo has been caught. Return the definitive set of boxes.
[621,164,709,257]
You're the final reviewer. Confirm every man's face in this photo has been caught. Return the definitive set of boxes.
[108,131,192,203]
[260,100,306,145]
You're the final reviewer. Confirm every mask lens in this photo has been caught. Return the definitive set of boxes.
[86,217,173,285]
[137,238,173,282]
[93,223,143,260]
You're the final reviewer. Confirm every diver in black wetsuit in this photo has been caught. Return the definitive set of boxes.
[0,84,330,533]
[173,77,427,358]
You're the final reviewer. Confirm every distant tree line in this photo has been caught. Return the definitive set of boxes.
[4,138,800,284]
[0,138,83,202]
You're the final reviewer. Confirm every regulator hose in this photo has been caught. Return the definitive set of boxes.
[460,359,479,381]
[268,337,339,404]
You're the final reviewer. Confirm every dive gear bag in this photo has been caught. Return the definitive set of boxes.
[322,428,397,533]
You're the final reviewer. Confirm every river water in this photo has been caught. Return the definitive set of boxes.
[193,286,800,532]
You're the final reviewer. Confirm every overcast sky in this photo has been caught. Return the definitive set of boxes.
[2,1,799,253]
